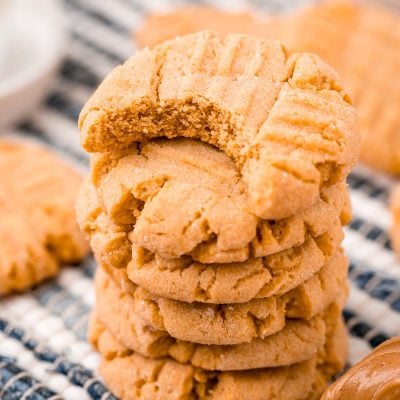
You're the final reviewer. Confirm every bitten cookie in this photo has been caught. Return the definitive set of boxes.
[0,141,89,295]
[96,250,348,345]
[77,177,344,304]
[79,31,360,219]
[91,138,350,263]
[90,308,348,400]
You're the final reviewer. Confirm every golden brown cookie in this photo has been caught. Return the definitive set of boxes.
[79,154,349,267]
[269,1,400,174]
[321,337,400,400]
[91,138,350,263]
[90,307,348,400]
[77,176,344,304]
[79,31,360,219]
[390,185,400,258]
[92,311,328,371]
[0,141,89,295]
[125,226,343,304]
[92,266,346,371]
[95,251,348,345]
[135,7,271,49]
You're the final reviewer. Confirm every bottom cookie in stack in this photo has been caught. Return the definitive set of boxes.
[89,263,348,399]
[90,306,347,400]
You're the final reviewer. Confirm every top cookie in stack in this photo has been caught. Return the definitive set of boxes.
[77,31,360,400]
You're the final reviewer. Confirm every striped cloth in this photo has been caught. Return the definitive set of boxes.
[1,0,399,398]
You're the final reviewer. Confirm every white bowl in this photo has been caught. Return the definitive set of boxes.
[0,0,65,129]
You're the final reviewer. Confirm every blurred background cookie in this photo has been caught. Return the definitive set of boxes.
[135,6,272,49]
[0,141,89,295]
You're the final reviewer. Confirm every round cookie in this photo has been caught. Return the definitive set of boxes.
[96,251,348,345]
[91,311,327,371]
[79,31,360,219]
[77,178,345,304]
[0,141,89,295]
[90,309,348,400]
[91,138,350,263]
[126,224,343,304]
[78,164,349,269]
[92,268,345,371]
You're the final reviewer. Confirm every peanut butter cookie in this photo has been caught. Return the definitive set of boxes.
[77,177,344,303]
[90,293,344,371]
[91,138,350,263]
[0,141,89,295]
[79,32,359,219]
[95,254,348,345]
[90,305,348,399]
[125,227,343,304]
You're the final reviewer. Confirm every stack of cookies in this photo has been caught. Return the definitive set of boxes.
[76,31,360,399]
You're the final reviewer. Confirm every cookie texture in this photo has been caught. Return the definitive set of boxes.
[90,138,350,263]
[90,307,348,400]
[95,253,348,345]
[77,176,344,304]
[79,31,359,219]
[125,226,343,304]
[92,310,328,371]
[0,141,89,295]
[78,151,349,268]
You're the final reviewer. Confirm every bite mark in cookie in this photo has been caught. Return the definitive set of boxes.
[79,31,359,219]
